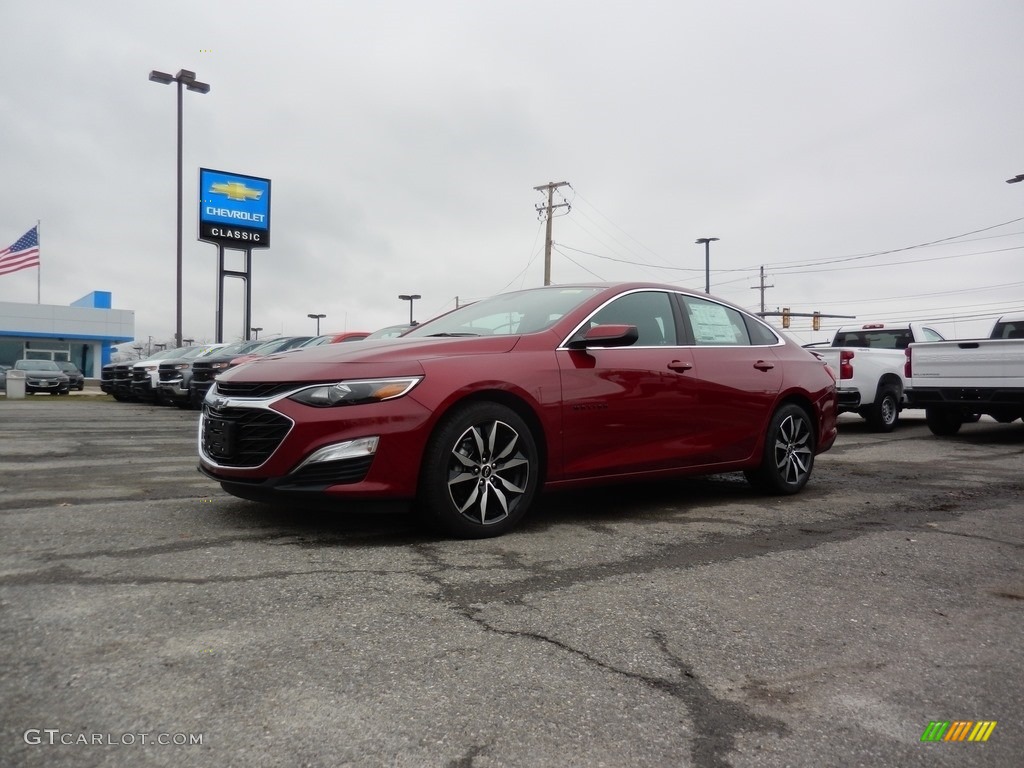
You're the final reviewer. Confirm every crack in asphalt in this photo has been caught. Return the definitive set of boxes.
[411,543,785,768]
[0,562,399,587]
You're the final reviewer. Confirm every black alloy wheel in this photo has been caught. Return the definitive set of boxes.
[420,402,539,539]
[745,403,816,494]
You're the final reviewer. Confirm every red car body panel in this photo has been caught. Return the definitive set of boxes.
[198,283,837,507]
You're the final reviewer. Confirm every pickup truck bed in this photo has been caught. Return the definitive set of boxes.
[906,337,1024,434]
[906,313,1024,434]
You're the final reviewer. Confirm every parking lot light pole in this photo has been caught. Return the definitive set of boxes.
[398,294,421,325]
[695,237,719,294]
[307,313,326,335]
[250,326,262,340]
[148,68,210,349]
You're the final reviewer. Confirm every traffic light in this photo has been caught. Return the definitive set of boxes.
[812,311,821,331]
[782,307,791,329]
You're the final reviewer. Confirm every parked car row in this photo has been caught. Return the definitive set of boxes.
[0,360,86,394]
[100,332,380,409]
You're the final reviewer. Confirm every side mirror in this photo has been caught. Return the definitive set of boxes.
[566,324,639,350]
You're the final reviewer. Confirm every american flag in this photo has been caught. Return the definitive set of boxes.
[0,226,41,277]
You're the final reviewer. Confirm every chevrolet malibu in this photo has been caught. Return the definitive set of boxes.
[198,283,838,538]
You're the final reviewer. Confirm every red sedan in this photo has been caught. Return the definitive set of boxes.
[199,283,837,538]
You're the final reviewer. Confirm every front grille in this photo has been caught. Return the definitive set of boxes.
[202,407,292,467]
[191,365,220,383]
[215,381,302,399]
[101,368,114,382]
[132,369,147,382]
[282,456,374,488]
[159,369,180,382]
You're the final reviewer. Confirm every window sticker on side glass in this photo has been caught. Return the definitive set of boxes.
[689,303,739,344]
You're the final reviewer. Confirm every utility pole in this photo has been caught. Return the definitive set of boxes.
[750,265,774,314]
[533,181,571,285]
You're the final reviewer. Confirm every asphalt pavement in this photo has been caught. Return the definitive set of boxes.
[1,398,1021,767]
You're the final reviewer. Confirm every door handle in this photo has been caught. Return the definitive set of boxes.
[753,361,775,371]
[668,360,693,372]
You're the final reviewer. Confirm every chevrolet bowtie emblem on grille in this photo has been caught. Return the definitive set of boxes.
[212,396,229,410]
[209,181,263,202]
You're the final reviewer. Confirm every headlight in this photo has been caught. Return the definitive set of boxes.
[289,377,422,407]
[211,362,231,370]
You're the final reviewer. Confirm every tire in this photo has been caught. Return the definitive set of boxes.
[745,404,816,494]
[925,407,962,436]
[865,387,899,433]
[419,401,539,538]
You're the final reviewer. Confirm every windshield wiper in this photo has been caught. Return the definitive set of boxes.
[426,332,481,337]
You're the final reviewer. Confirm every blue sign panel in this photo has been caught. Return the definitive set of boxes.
[198,168,271,248]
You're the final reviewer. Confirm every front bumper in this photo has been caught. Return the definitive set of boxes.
[197,386,435,500]
[158,376,190,401]
[26,378,69,393]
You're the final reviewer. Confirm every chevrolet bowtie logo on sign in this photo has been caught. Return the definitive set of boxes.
[920,721,997,742]
[210,181,263,202]
[198,168,271,248]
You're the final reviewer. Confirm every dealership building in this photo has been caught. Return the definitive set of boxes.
[0,291,134,377]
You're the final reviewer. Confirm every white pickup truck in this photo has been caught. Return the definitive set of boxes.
[905,312,1024,435]
[813,322,946,432]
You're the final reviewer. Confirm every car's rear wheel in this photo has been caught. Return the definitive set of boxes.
[419,402,539,538]
[745,403,815,494]
[925,407,962,436]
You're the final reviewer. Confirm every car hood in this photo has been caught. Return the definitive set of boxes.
[220,335,521,384]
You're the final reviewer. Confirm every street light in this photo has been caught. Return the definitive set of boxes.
[1007,174,1024,184]
[398,294,421,325]
[149,68,210,349]
[307,313,326,335]
[695,237,719,294]
[250,326,263,340]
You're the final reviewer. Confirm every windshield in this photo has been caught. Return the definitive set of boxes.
[298,335,333,348]
[404,286,602,338]
[365,324,413,339]
[214,340,266,357]
[15,360,61,371]
[245,337,312,355]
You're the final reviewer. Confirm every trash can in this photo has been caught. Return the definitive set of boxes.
[5,369,26,399]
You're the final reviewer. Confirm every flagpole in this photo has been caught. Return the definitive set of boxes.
[36,219,41,304]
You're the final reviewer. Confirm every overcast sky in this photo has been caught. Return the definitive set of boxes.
[2,0,1023,348]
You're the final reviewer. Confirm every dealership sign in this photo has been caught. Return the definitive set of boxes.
[198,168,271,248]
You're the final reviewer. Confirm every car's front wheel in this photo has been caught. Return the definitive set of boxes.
[419,402,539,538]
[745,403,816,494]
